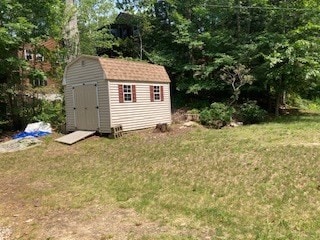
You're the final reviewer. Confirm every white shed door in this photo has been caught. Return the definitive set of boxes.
[73,83,99,131]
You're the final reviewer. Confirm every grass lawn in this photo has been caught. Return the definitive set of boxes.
[1,113,320,239]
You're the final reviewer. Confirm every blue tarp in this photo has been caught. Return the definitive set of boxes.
[12,122,52,139]
[13,131,51,139]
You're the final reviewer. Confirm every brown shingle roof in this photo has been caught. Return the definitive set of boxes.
[99,57,170,83]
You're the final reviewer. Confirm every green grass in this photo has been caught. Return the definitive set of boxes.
[2,113,320,239]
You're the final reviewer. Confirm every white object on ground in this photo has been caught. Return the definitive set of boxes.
[183,121,199,127]
[25,122,52,133]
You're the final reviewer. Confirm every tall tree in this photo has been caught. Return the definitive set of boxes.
[0,0,65,128]
[114,0,320,112]
[77,0,116,55]
[258,1,320,115]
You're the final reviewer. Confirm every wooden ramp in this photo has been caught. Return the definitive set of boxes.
[55,131,96,145]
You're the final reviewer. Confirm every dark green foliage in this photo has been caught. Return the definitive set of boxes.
[32,100,65,129]
[237,101,267,124]
[3,94,43,130]
[28,69,47,87]
[199,102,234,128]
[77,0,116,55]
[0,0,65,130]
[199,101,267,127]
[115,0,320,115]
[187,109,200,114]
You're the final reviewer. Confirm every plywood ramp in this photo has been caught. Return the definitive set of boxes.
[55,131,96,145]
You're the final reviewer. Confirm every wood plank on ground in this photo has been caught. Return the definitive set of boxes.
[55,131,96,145]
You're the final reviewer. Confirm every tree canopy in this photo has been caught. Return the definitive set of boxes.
[1,0,319,130]
[76,0,116,55]
[0,0,65,128]
[114,0,320,114]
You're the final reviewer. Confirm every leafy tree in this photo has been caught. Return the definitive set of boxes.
[259,1,320,115]
[0,0,65,129]
[220,64,254,105]
[77,0,116,54]
[114,0,320,114]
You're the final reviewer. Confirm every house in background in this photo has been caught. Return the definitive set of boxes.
[17,0,79,90]
[109,12,139,39]
[18,38,59,88]
[96,12,141,58]
[0,0,78,129]
[63,55,171,133]
[97,4,172,58]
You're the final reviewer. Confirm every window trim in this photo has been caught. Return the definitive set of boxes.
[119,84,136,103]
[24,49,33,61]
[30,77,48,87]
[123,84,132,102]
[153,85,161,102]
[150,85,164,102]
[35,53,44,62]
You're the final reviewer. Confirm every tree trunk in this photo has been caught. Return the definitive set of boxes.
[275,92,281,117]
[282,90,286,107]
[275,75,286,116]
[138,29,143,59]
[8,93,21,129]
[266,84,273,113]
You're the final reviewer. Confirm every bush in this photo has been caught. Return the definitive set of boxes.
[237,101,267,124]
[290,96,320,112]
[33,100,65,129]
[200,102,234,128]
[187,108,200,114]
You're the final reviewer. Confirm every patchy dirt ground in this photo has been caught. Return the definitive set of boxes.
[0,119,202,240]
[0,151,183,240]
[0,202,178,240]
[38,207,173,240]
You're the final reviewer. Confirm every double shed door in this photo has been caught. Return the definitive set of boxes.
[73,82,100,131]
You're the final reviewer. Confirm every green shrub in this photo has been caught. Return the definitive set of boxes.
[237,101,267,124]
[187,108,200,114]
[33,100,65,129]
[290,96,320,112]
[200,102,234,128]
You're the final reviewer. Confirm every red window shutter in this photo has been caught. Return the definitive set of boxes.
[150,85,154,102]
[160,86,164,101]
[132,85,136,102]
[118,84,124,103]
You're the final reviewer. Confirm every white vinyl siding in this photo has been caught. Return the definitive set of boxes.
[64,55,171,134]
[65,58,111,133]
[109,81,171,131]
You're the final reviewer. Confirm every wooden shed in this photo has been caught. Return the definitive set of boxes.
[63,55,171,133]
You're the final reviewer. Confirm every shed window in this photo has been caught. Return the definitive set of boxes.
[118,84,136,103]
[150,85,164,102]
[124,85,132,102]
[153,86,161,101]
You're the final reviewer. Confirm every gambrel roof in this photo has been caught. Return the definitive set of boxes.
[63,55,170,85]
